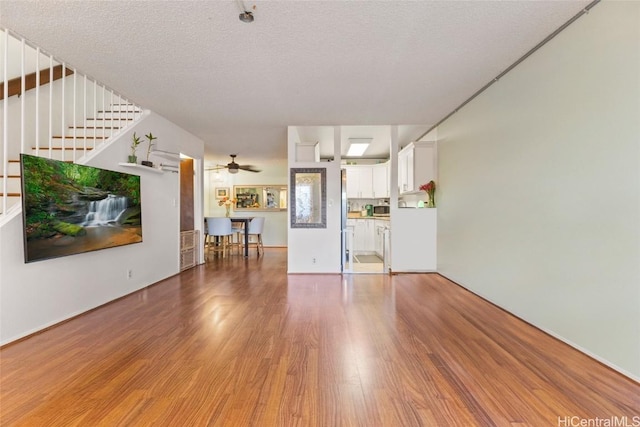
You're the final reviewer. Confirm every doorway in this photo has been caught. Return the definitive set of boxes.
[341,169,389,275]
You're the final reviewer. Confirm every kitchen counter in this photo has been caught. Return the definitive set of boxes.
[347,212,389,220]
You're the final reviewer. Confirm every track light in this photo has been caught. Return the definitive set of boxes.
[237,1,255,23]
[239,11,254,23]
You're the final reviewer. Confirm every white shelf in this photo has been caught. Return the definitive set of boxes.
[118,162,164,174]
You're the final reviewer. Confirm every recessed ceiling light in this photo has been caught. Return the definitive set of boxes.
[347,143,370,157]
[347,138,372,157]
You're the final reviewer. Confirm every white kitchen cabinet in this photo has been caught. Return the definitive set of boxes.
[345,166,373,199]
[346,219,355,262]
[374,220,384,258]
[365,220,375,252]
[398,141,437,194]
[350,218,376,254]
[372,162,389,198]
[353,219,366,253]
[374,219,391,259]
[345,163,389,199]
[346,219,362,252]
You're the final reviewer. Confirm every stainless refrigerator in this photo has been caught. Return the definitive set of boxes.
[341,169,353,272]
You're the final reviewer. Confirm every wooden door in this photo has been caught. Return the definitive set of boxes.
[180,158,194,232]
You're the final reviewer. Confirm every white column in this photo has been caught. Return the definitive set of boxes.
[2,29,9,214]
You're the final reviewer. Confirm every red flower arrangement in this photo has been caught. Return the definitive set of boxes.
[419,181,435,194]
[420,180,436,208]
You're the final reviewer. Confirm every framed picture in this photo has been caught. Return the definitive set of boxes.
[234,185,287,211]
[215,187,229,199]
[290,168,326,228]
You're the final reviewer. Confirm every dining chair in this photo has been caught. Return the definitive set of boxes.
[205,217,234,258]
[231,219,245,251]
[203,219,209,252]
[245,217,265,256]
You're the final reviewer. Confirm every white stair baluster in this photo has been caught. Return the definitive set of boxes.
[60,62,66,162]
[35,47,40,156]
[48,55,53,159]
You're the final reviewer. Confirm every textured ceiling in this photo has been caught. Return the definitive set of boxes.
[0,0,590,164]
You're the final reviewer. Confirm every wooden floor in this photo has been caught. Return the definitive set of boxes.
[1,249,638,426]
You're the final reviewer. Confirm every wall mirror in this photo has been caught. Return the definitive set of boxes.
[290,168,326,228]
[234,185,287,211]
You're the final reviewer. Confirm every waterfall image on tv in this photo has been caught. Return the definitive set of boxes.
[20,154,142,263]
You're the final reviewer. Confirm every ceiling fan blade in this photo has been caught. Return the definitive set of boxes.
[207,156,260,172]
[205,165,228,171]
[239,165,261,173]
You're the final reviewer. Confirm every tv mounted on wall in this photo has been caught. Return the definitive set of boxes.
[20,154,143,263]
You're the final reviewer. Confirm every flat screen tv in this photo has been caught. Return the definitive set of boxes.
[20,154,142,263]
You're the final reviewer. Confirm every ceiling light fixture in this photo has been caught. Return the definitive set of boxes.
[239,10,254,23]
[347,138,372,157]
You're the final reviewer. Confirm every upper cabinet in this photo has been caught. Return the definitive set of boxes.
[345,166,373,198]
[398,141,437,194]
[344,162,390,199]
[372,162,389,198]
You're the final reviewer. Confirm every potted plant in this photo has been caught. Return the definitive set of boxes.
[129,132,142,164]
[141,132,157,167]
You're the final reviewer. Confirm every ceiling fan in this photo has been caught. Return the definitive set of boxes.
[208,154,261,174]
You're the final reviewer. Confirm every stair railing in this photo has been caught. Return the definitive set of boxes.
[1,27,144,217]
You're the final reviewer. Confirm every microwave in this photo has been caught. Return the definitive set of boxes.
[373,205,390,216]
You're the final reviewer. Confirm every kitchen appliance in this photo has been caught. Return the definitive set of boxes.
[373,205,390,216]
[365,204,373,216]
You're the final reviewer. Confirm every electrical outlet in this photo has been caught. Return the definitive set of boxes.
[127,269,133,279]
[312,258,316,264]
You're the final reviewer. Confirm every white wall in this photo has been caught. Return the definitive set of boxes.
[287,126,342,273]
[391,208,436,272]
[0,111,204,344]
[203,158,288,247]
[0,30,52,80]
[435,2,639,379]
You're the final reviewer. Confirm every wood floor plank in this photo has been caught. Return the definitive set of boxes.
[1,248,638,426]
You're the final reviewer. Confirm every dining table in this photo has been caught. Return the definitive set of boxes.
[230,217,254,257]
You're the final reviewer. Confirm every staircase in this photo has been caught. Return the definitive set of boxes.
[0,103,142,215]
[1,28,143,216]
